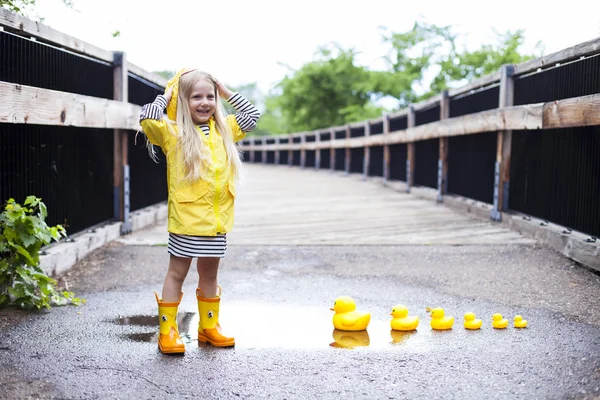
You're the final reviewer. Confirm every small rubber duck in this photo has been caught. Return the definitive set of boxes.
[514,315,528,328]
[463,312,482,330]
[390,304,419,331]
[330,329,370,348]
[428,307,454,330]
[330,296,370,331]
[492,313,509,329]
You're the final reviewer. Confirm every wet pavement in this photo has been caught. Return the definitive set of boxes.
[1,165,600,399]
[1,243,599,399]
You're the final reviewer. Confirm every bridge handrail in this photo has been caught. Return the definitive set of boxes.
[0,8,167,88]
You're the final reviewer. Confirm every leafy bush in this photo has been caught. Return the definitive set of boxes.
[0,196,84,309]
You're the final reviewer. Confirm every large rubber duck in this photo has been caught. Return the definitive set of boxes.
[330,329,370,348]
[514,315,528,328]
[428,307,454,330]
[390,304,419,331]
[492,313,509,329]
[463,312,482,330]
[330,296,370,331]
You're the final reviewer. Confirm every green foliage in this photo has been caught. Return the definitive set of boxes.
[0,0,35,13]
[272,45,376,133]
[152,70,176,80]
[262,22,542,134]
[0,197,84,310]
[1,0,72,15]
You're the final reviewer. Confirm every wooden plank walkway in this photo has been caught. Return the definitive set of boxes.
[229,164,535,245]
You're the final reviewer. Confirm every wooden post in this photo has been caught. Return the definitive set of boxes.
[112,51,131,234]
[406,106,415,192]
[315,130,321,169]
[300,133,306,168]
[261,136,267,164]
[275,136,280,165]
[382,113,390,183]
[437,90,450,202]
[362,122,370,180]
[288,135,293,167]
[249,137,255,163]
[491,64,515,221]
[344,126,351,175]
[330,128,335,172]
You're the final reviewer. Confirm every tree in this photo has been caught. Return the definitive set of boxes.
[261,22,542,135]
[269,45,384,133]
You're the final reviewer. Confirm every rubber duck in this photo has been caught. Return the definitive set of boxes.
[514,315,528,328]
[428,307,454,330]
[330,329,370,348]
[492,313,508,329]
[390,304,419,331]
[330,296,370,331]
[463,312,482,330]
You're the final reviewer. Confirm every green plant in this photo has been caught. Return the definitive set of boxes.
[0,196,84,309]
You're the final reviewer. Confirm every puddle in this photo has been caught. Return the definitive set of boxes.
[112,302,450,351]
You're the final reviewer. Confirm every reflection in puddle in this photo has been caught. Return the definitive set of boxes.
[390,330,417,345]
[330,329,370,348]
[113,302,441,351]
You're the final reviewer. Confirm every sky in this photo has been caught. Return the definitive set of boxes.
[30,0,600,96]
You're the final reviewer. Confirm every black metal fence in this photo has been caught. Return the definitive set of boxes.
[0,29,168,236]
[244,53,600,238]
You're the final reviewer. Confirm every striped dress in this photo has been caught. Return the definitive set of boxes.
[140,92,260,258]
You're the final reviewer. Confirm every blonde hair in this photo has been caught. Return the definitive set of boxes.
[161,70,242,183]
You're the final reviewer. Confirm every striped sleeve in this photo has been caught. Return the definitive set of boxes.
[226,92,261,132]
[140,95,168,121]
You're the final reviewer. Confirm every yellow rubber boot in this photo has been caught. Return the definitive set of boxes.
[196,287,235,347]
[155,292,185,354]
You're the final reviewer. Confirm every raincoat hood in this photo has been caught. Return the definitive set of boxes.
[165,68,196,121]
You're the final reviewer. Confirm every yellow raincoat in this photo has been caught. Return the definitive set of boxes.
[140,69,245,236]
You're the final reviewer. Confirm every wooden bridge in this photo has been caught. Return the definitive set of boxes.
[0,8,599,274]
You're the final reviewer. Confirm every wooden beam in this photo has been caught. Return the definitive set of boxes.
[126,62,168,88]
[492,64,515,221]
[0,80,141,129]
[438,90,450,202]
[382,114,390,183]
[543,93,600,128]
[300,133,306,168]
[315,131,321,169]
[407,106,415,192]
[344,126,351,175]
[113,52,130,231]
[514,36,600,76]
[447,72,502,98]
[236,93,597,153]
[0,8,113,63]
[329,128,336,172]
[362,122,370,179]
[275,136,281,165]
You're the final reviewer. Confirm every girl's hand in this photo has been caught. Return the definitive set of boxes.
[163,85,174,104]
[214,78,234,100]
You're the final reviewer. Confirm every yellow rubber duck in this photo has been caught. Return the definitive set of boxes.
[390,304,419,331]
[514,315,528,328]
[492,313,509,329]
[330,329,370,348]
[463,312,482,330]
[428,307,454,330]
[330,296,370,331]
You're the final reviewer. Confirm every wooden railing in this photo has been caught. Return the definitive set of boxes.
[1,8,598,272]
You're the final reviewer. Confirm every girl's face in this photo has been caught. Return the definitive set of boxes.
[188,79,216,125]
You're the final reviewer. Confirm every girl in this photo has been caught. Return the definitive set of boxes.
[139,69,260,354]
